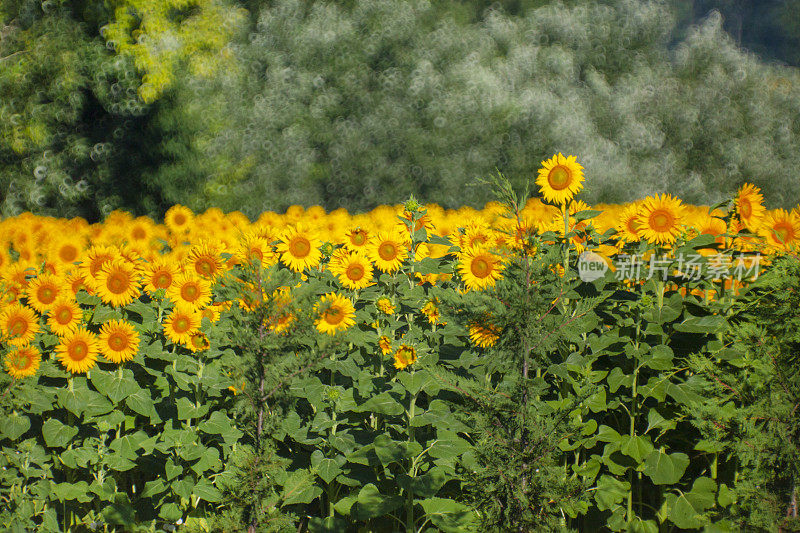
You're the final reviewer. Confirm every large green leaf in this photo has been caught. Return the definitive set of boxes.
[642,450,689,485]
[42,419,78,448]
[350,484,403,521]
[91,369,141,403]
[0,412,30,441]
[193,478,222,503]
[281,470,323,506]
[357,392,404,416]
[594,475,630,511]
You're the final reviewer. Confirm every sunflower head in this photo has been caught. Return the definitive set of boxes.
[369,230,410,273]
[99,319,140,364]
[56,327,99,374]
[314,293,356,336]
[4,345,41,379]
[277,226,323,273]
[96,259,143,307]
[734,183,766,233]
[457,247,505,291]
[760,209,800,252]
[393,344,417,370]
[536,153,585,205]
[25,273,64,313]
[163,307,202,346]
[0,303,40,347]
[636,194,685,246]
[47,298,82,336]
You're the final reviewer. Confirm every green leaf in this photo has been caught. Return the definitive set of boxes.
[357,392,404,416]
[674,315,727,334]
[397,369,434,395]
[281,470,323,506]
[643,345,674,370]
[419,497,475,531]
[125,389,161,422]
[141,479,167,498]
[642,450,689,485]
[42,419,78,448]
[667,477,716,529]
[620,435,654,463]
[199,411,243,443]
[176,397,210,420]
[159,503,182,522]
[350,484,403,521]
[607,367,631,392]
[315,459,342,485]
[52,481,92,502]
[0,412,30,441]
[595,475,630,511]
[91,369,141,403]
[193,478,222,503]
[373,434,406,466]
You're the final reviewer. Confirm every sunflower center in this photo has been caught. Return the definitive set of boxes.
[469,235,488,247]
[38,285,57,304]
[379,242,398,261]
[195,259,216,277]
[59,246,78,262]
[70,341,88,361]
[250,248,263,261]
[649,210,674,232]
[109,333,127,351]
[191,334,208,349]
[547,166,572,191]
[9,317,27,335]
[132,227,147,240]
[773,223,793,244]
[324,306,345,326]
[739,199,752,219]
[346,264,365,281]
[289,237,311,258]
[14,352,33,370]
[181,284,199,301]
[56,308,73,324]
[174,317,191,333]
[174,214,186,226]
[351,231,367,246]
[154,271,172,289]
[470,257,491,278]
[108,272,130,294]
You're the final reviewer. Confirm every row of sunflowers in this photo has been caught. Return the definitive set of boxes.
[0,154,798,381]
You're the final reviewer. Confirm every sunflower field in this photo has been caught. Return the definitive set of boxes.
[1,154,799,532]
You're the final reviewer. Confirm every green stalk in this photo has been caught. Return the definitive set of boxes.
[406,376,418,533]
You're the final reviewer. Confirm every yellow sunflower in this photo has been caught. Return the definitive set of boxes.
[760,209,800,252]
[378,335,392,355]
[421,299,441,325]
[0,303,40,347]
[469,321,501,348]
[276,226,322,273]
[330,253,374,290]
[4,345,41,379]
[236,235,277,266]
[25,273,64,314]
[458,247,505,291]
[143,258,181,294]
[186,241,225,280]
[163,307,201,346]
[636,194,685,246]
[56,327,99,374]
[369,230,409,273]
[95,259,142,307]
[47,298,82,336]
[78,245,118,291]
[734,183,766,233]
[393,344,417,370]
[49,235,85,271]
[343,227,372,252]
[376,297,395,315]
[167,274,212,311]
[314,293,356,336]
[186,332,210,353]
[536,153,585,205]
[616,203,642,243]
[200,303,223,324]
[98,319,140,364]
[164,205,194,235]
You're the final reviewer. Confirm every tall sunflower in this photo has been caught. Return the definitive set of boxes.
[734,183,766,233]
[615,203,642,243]
[25,273,64,314]
[95,259,142,307]
[536,153,585,205]
[98,319,140,364]
[277,226,322,272]
[163,307,202,345]
[369,230,409,273]
[458,247,505,291]
[4,345,41,379]
[760,209,800,252]
[636,194,685,246]
[167,274,212,311]
[56,328,99,374]
[186,332,210,353]
[314,293,356,336]
[164,205,194,235]
[186,241,225,280]
[0,303,40,347]
[393,344,417,370]
[78,245,118,291]
[343,227,372,253]
[330,253,374,290]
[47,298,82,336]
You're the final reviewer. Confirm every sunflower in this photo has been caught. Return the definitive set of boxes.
[0,303,40,347]
[65,271,91,296]
[186,332,210,353]
[343,227,372,252]
[79,245,118,291]
[167,274,212,310]
[237,235,277,266]
[378,335,392,355]
[97,319,140,364]
[49,235,84,271]
[458,247,505,291]
[277,226,322,273]
[163,307,201,346]
[95,259,142,307]
[369,230,409,273]
[143,258,181,294]
[4,345,41,379]
[376,297,395,315]
[25,273,64,313]
[734,183,766,233]
[421,299,441,324]
[56,327,99,374]
[760,209,800,252]
[536,153,585,205]
[314,293,356,336]
[200,303,223,324]
[469,321,501,348]
[47,298,82,336]
[164,205,194,235]
[616,203,642,243]
[186,241,225,280]
[460,222,493,250]
[393,344,417,370]
[636,194,685,246]
[330,253,374,290]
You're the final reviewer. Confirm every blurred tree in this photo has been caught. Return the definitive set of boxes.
[205,0,800,215]
[0,0,244,220]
